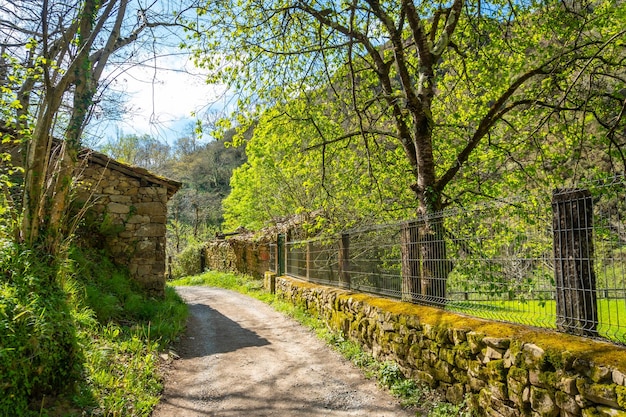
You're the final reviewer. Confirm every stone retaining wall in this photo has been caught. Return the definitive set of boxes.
[271,275,626,417]
[204,238,270,279]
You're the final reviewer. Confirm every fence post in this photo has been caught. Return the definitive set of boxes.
[306,241,311,280]
[552,188,598,337]
[199,245,206,272]
[401,221,420,302]
[338,233,351,289]
[277,234,285,276]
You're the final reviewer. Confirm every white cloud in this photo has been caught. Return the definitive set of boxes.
[92,52,231,144]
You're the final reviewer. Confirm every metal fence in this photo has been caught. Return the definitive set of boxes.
[269,176,626,344]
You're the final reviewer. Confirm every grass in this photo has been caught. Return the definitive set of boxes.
[170,271,470,417]
[0,244,188,416]
[64,248,188,416]
[448,297,626,342]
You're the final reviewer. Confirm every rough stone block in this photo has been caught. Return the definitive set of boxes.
[530,370,558,389]
[596,406,626,417]
[485,346,505,362]
[530,386,559,417]
[488,381,508,401]
[447,383,466,404]
[523,344,546,367]
[558,377,579,396]
[126,214,151,224]
[107,202,129,214]
[577,380,619,409]
[556,391,581,415]
[468,332,486,354]
[452,328,468,344]
[137,223,166,237]
[133,201,164,216]
[470,376,487,392]
[484,337,511,350]
[103,186,121,195]
[109,194,132,203]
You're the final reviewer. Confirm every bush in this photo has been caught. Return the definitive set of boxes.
[171,241,205,278]
[0,244,80,415]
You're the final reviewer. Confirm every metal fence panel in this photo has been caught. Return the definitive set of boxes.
[274,176,626,344]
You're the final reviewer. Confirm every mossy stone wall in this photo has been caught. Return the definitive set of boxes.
[204,239,270,279]
[272,275,626,417]
[76,164,171,297]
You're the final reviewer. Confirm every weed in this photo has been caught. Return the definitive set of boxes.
[429,399,471,417]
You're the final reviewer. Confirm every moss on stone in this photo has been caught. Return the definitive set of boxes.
[278,277,626,416]
[616,385,626,409]
[280,278,626,370]
[487,359,507,382]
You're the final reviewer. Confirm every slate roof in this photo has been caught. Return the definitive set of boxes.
[0,126,182,198]
[81,149,182,198]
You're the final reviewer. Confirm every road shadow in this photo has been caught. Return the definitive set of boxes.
[175,303,270,359]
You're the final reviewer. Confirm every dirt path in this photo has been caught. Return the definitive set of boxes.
[151,286,415,417]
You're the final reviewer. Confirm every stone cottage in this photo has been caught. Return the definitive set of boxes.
[1,128,181,296]
[75,149,181,297]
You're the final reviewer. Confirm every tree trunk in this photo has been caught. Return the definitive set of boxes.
[401,221,420,302]
[417,214,452,306]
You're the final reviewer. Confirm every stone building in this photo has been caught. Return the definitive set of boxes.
[75,149,181,297]
[1,127,181,296]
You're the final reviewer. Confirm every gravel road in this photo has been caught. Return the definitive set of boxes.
[151,286,415,417]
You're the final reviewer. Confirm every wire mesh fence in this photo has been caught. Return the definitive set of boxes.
[268,176,626,344]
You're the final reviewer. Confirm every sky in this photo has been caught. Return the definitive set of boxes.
[87,51,233,147]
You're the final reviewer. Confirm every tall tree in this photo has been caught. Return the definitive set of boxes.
[190,0,626,302]
[0,0,198,253]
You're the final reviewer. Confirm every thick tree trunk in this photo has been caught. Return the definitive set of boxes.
[45,142,78,254]
[417,213,452,306]
[21,109,57,245]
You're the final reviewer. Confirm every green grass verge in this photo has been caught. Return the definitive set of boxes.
[448,298,626,342]
[0,244,188,416]
[170,271,471,417]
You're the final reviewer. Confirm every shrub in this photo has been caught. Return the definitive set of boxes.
[171,241,205,278]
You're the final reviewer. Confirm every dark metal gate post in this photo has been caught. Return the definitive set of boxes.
[199,245,206,272]
[401,221,420,302]
[552,188,598,337]
[338,233,351,289]
[277,234,285,276]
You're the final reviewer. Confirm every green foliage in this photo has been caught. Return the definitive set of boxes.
[191,0,626,233]
[0,243,187,416]
[99,134,171,172]
[0,244,80,416]
[165,134,247,242]
[170,241,204,279]
[429,399,471,417]
[171,270,263,295]
[68,249,187,416]
[222,101,414,232]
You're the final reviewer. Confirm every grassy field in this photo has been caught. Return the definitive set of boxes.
[448,297,626,343]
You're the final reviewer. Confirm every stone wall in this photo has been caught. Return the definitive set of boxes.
[76,154,180,297]
[272,275,626,417]
[204,238,270,279]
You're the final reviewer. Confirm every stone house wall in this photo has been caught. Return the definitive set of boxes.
[76,151,181,297]
[271,275,626,417]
